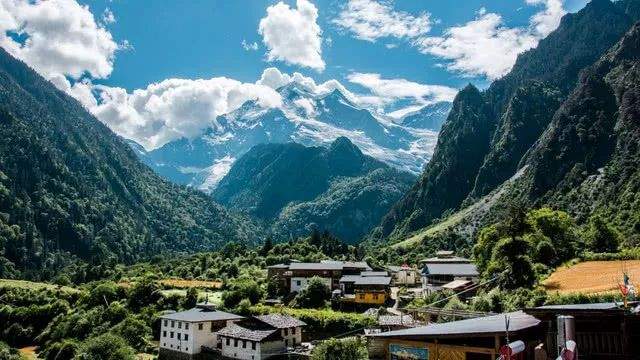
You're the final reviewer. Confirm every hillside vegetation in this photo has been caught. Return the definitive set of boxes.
[0,48,261,281]
[375,0,640,243]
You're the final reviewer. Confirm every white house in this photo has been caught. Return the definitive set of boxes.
[421,252,479,290]
[217,314,306,360]
[158,304,244,359]
[386,264,420,286]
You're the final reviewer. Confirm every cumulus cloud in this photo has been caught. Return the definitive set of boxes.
[258,0,325,71]
[92,78,283,150]
[347,72,458,105]
[333,0,432,42]
[414,0,565,79]
[0,0,119,80]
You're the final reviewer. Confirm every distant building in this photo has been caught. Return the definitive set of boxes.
[267,260,371,293]
[420,252,479,288]
[217,314,306,360]
[386,264,420,286]
[158,304,244,359]
[339,274,392,305]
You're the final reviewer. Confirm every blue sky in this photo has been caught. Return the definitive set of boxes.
[81,0,586,92]
[0,0,589,148]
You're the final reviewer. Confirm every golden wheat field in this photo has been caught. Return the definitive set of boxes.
[543,260,640,295]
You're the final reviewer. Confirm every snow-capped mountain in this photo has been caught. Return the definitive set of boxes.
[399,102,453,131]
[132,81,450,192]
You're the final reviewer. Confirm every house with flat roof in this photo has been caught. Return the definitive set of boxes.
[158,304,244,359]
[421,252,479,288]
[217,314,306,360]
[267,260,371,293]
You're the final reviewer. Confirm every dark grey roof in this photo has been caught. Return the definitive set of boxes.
[217,324,277,341]
[422,256,472,264]
[340,275,392,285]
[361,271,389,277]
[354,276,392,286]
[370,311,539,338]
[255,314,306,329]
[286,260,371,271]
[339,275,361,283]
[288,262,344,270]
[160,308,244,322]
[422,263,478,276]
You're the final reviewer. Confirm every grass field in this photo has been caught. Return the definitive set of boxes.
[158,279,222,289]
[0,279,80,293]
[543,260,640,294]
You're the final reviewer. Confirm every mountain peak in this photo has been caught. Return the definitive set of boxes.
[329,136,360,154]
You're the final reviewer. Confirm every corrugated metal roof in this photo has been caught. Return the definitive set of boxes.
[370,311,539,338]
[423,263,478,276]
[160,308,244,322]
[339,275,362,283]
[441,280,472,289]
[378,315,416,327]
[533,302,623,310]
[422,256,473,264]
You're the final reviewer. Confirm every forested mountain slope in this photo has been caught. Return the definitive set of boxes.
[213,138,415,243]
[376,0,640,242]
[0,48,261,280]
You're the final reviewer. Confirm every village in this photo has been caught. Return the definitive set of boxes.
[156,251,640,360]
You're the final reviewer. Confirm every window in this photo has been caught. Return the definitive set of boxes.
[170,332,174,338]
[292,328,296,335]
[242,340,246,349]
[296,280,301,286]
[226,338,230,346]
[185,347,188,351]
[211,322,216,332]
[177,333,181,340]
[184,334,189,341]
[373,294,379,300]
[171,321,175,328]
[252,342,256,350]
[163,331,167,337]
[164,320,168,327]
[178,322,182,329]
[185,323,189,330]
[170,344,173,348]
[234,339,238,347]
[198,323,203,330]
[163,343,166,347]
[284,328,288,336]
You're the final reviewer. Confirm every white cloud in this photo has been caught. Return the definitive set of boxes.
[258,0,325,71]
[257,67,363,104]
[347,72,458,105]
[241,40,259,51]
[414,0,565,79]
[102,7,116,24]
[333,0,432,42]
[0,0,119,80]
[91,78,283,150]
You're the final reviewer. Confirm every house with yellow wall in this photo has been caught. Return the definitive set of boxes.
[339,274,391,305]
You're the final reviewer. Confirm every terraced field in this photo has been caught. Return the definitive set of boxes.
[543,260,640,294]
[0,279,80,293]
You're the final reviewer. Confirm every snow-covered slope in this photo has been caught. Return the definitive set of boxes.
[133,81,448,192]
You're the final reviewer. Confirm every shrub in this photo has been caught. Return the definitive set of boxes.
[311,337,368,360]
[293,277,330,309]
[76,333,135,360]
